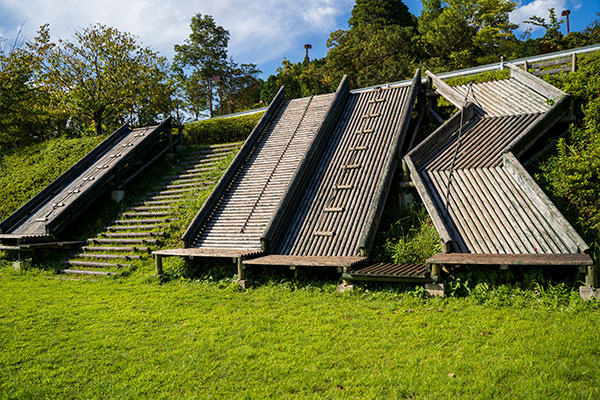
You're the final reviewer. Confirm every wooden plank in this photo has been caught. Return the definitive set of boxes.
[425,70,465,108]
[404,157,453,249]
[532,66,571,76]
[532,57,571,68]
[508,64,564,101]
[427,253,593,266]
[152,248,262,258]
[503,153,588,253]
[243,255,367,267]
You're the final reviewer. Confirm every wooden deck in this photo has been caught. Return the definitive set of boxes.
[343,262,432,282]
[153,248,263,259]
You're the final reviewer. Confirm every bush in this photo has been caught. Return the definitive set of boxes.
[535,52,600,264]
[183,112,264,145]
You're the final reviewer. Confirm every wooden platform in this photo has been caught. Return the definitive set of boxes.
[153,248,263,259]
[243,255,367,267]
[343,262,432,282]
[427,253,593,266]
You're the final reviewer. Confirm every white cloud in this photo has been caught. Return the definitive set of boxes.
[510,0,577,32]
[0,0,353,66]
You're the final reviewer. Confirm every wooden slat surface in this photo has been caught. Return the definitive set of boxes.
[427,253,593,266]
[7,126,156,237]
[273,85,412,257]
[191,93,335,250]
[243,255,367,267]
[153,248,263,258]
[406,70,587,261]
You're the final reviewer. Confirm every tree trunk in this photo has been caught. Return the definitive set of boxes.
[94,115,103,136]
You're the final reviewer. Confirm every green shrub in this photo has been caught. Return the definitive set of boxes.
[535,51,600,264]
[371,202,441,264]
[183,112,264,145]
[0,135,105,220]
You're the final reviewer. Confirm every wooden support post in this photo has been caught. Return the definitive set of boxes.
[236,258,251,288]
[523,60,529,72]
[586,265,597,288]
[337,266,355,293]
[155,254,163,276]
[572,53,577,73]
[430,264,441,282]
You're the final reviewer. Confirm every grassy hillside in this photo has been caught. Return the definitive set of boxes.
[0,136,106,221]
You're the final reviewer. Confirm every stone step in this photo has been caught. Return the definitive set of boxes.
[88,238,159,245]
[103,231,164,238]
[129,205,174,211]
[147,187,209,196]
[108,224,162,231]
[76,253,142,260]
[81,246,150,252]
[121,211,170,218]
[114,218,175,224]
[150,194,185,201]
[56,269,112,276]
[134,199,179,206]
[61,260,131,268]
[161,181,214,190]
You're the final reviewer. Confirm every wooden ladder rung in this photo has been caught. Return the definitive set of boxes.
[362,113,380,119]
[323,207,344,213]
[335,184,354,190]
[356,129,374,135]
[314,231,335,237]
[368,98,386,104]
[342,164,361,170]
[350,145,368,151]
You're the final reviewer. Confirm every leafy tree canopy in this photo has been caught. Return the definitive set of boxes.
[348,0,416,28]
[34,23,171,136]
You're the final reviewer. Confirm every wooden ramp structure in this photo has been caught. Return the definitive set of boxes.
[0,119,173,249]
[249,70,420,268]
[154,72,421,277]
[153,79,346,267]
[405,65,593,280]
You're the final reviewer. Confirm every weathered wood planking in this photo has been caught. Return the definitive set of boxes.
[427,253,593,266]
[243,255,367,267]
[406,69,590,261]
[1,119,172,242]
[153,248,262,258]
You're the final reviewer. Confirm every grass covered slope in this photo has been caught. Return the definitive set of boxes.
[0,135,105,221]
[0,269,599,399]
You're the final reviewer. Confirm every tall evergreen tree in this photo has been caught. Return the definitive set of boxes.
[174,14,229,118]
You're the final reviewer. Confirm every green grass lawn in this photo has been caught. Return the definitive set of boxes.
[1,267,599,399]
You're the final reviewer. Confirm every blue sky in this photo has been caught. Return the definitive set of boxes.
[0,0,598,78]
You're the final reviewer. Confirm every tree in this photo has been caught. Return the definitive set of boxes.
[324,0,417,88]
[348,0,415,28]
[0,29,66,148]
[418,0,518,69]
[325,24,416,87]
[523,8,565,53]
[174,14,229,118]
[219,62,263,114]
[34,23,171,136]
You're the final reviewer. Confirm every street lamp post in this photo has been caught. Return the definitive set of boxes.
[304,43,312,70]
[561,10,571,34]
